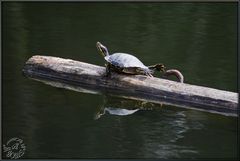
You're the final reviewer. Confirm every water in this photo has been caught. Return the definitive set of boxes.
[2,2,238,159]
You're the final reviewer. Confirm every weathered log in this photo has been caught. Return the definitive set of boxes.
[22,55,238,117]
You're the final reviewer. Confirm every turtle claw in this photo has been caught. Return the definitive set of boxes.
[146,73,153,77]
[105,72,111,77]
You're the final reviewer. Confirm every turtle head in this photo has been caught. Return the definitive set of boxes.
[96,42,109,57]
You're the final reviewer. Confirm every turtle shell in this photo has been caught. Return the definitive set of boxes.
[104,53,148,69]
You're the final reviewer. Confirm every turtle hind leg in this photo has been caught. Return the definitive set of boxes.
[148,64,166,72]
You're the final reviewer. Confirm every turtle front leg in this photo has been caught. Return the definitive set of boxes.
[105,63,111,77]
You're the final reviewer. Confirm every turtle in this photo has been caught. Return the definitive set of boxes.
[96,42,165,77]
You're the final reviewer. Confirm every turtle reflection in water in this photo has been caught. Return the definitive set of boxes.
[94,98,158,120]
[96,42,184,83]
[94,107,140,120]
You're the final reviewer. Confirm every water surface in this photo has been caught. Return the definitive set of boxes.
[2,2,238,159]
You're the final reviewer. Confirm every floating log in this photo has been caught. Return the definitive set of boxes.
[22,55,238,117]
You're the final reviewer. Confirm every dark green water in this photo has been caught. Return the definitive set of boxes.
[2,2,238,159]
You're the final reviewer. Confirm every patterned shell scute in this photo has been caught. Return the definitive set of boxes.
[104,53,147,68]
